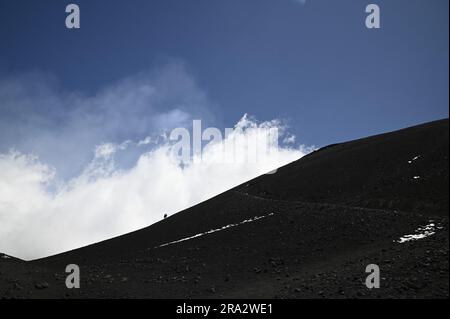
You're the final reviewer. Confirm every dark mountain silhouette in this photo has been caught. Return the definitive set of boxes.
[1,119,448,298]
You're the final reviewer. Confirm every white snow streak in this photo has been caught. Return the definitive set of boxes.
[396,221,443,243]
[408,155,421,164]
[155,213,275,248]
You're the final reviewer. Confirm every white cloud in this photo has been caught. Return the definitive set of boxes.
[0,64,313,260]
[0,117,310,260]
[0,63,214,179]
[283,134,296,144]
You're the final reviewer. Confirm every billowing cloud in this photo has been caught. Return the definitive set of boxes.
[0,65,312,260]
[0,63,214,179]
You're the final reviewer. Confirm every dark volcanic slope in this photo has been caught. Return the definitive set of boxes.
[248,118,449,216]
[1,119,448,299]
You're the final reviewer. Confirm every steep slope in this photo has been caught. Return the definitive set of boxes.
[1,119,448,299]
[242,118,449,215]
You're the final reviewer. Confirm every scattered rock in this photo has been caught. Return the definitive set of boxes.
[35,282,49,289]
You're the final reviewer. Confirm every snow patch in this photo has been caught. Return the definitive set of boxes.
[155,213,275,248]
[408,155,421,164]
[396,221,443,243]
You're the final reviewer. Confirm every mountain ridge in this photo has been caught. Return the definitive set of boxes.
[1,118,448,298]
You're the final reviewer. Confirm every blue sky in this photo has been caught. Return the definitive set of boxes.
[1,0,448,147]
